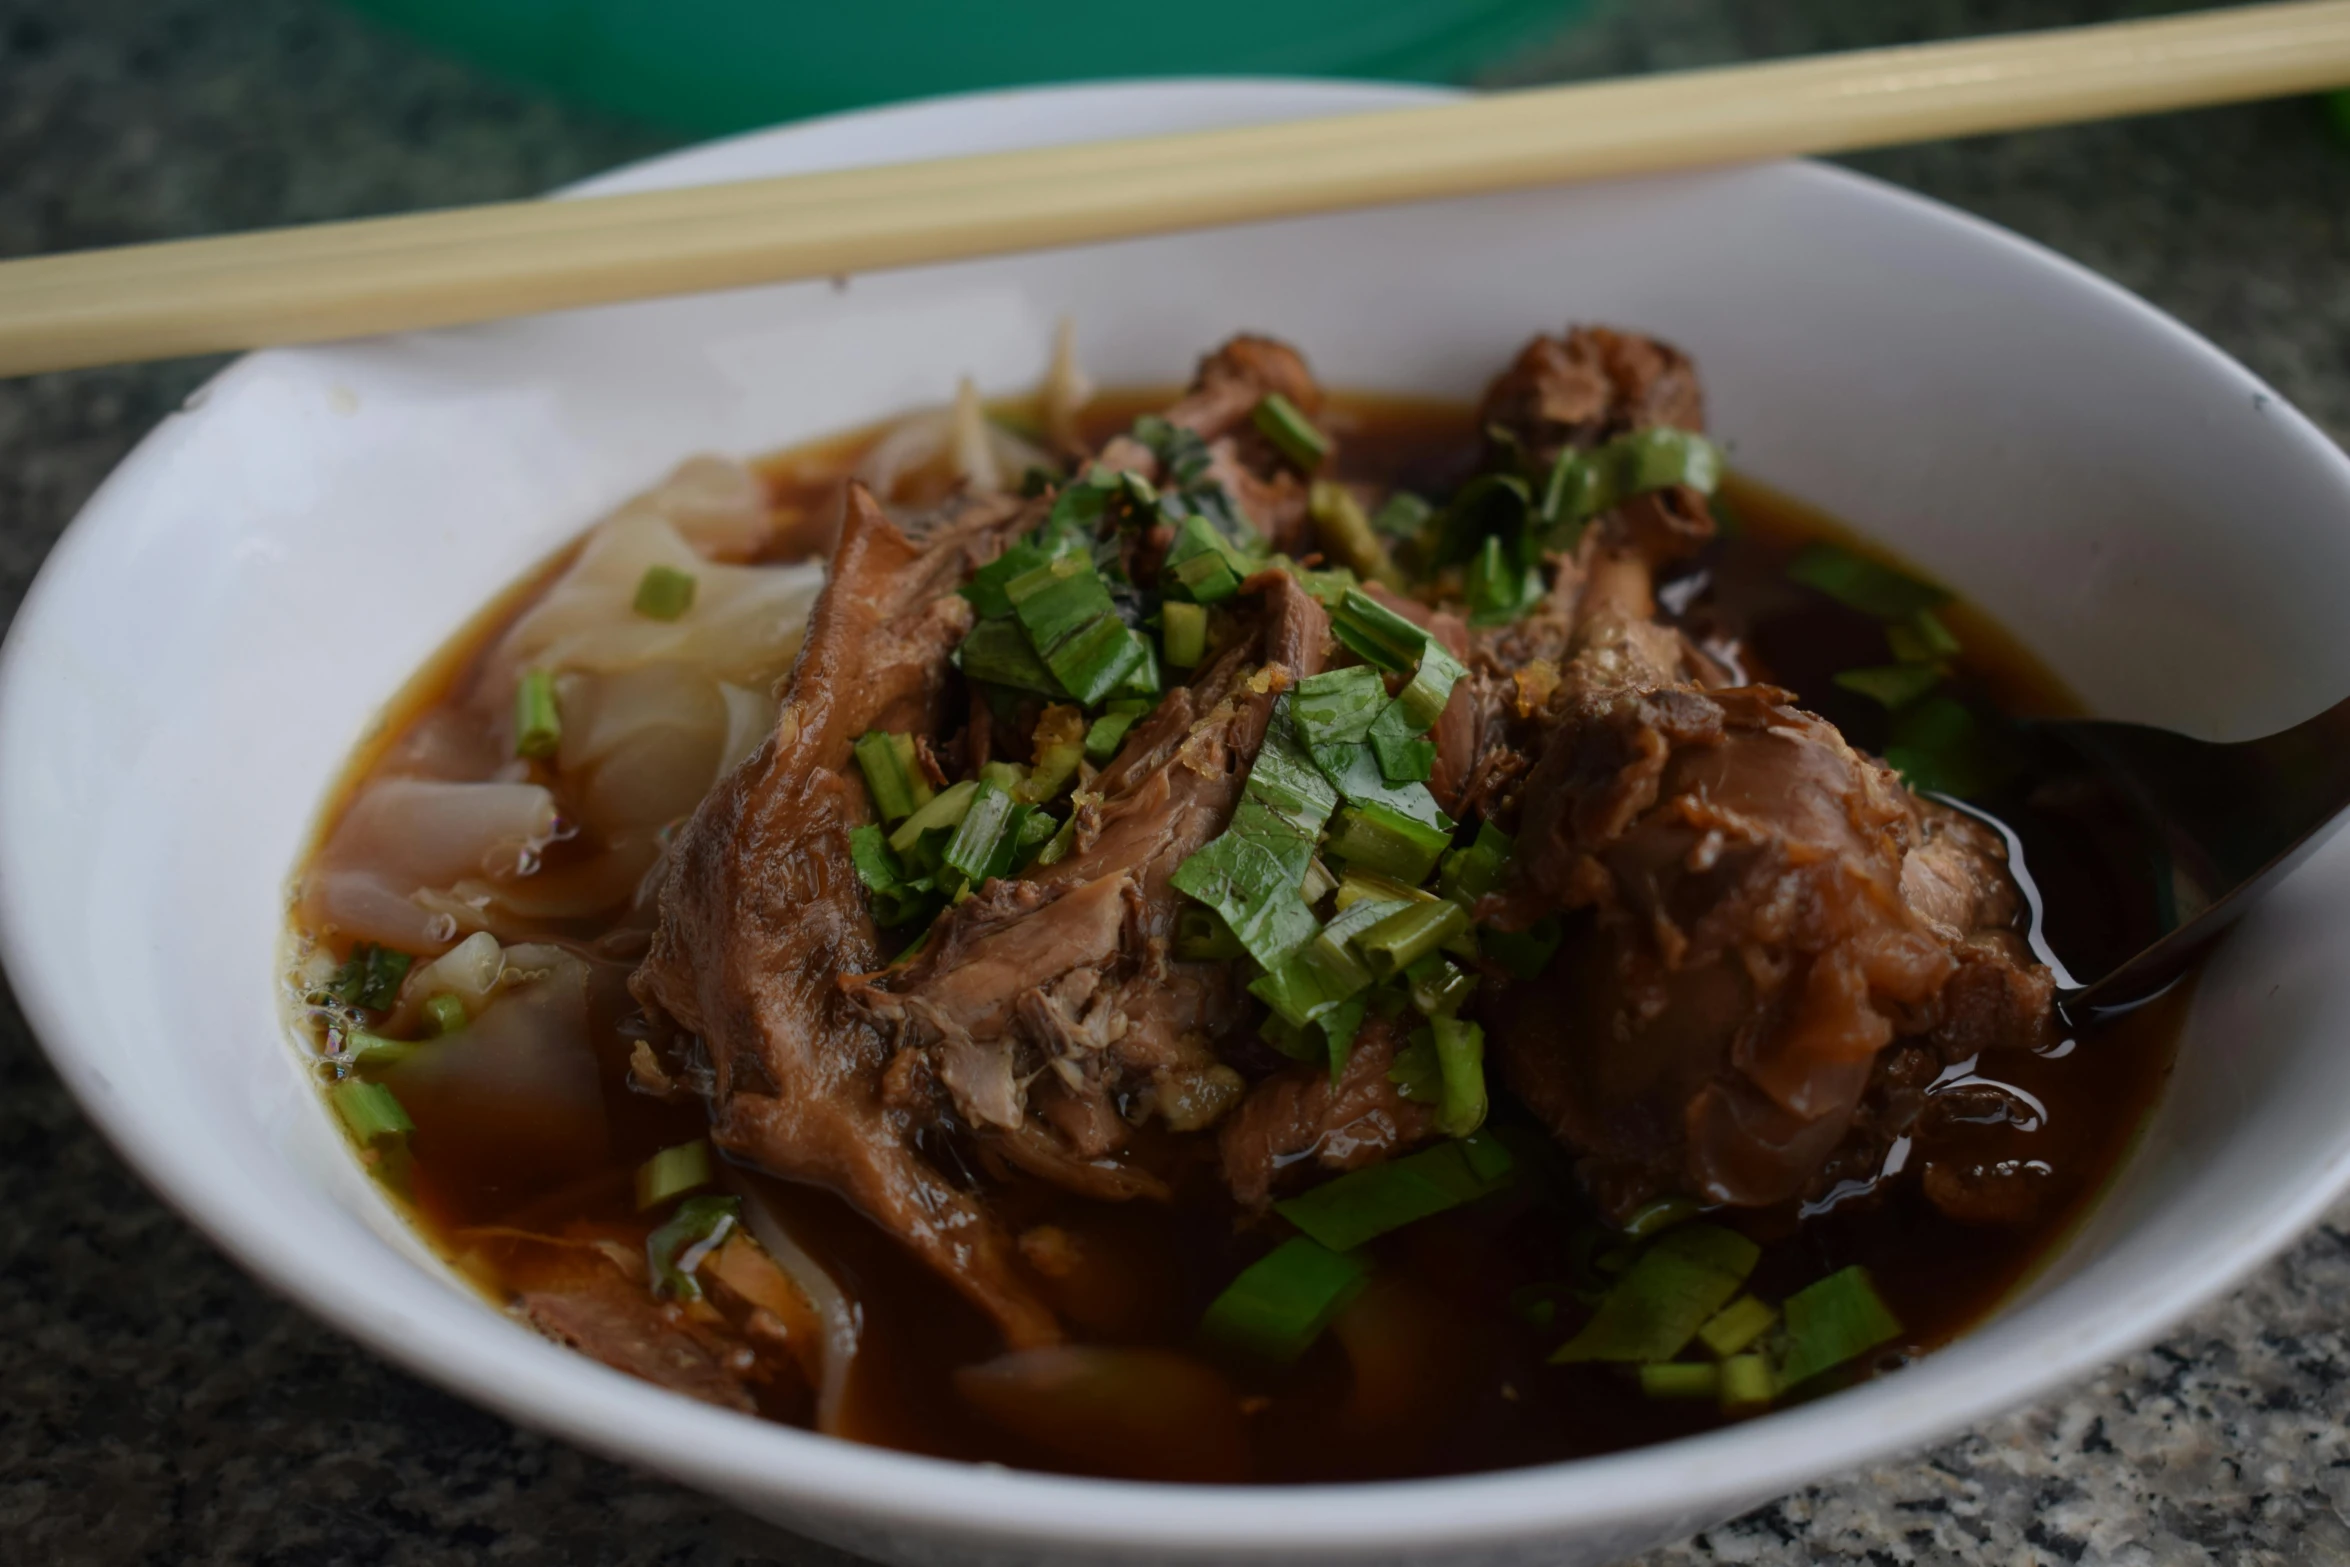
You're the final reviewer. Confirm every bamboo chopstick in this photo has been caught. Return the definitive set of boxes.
[4,0,2348,379]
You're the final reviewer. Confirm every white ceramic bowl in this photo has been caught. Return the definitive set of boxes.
[6,80,2350,1567]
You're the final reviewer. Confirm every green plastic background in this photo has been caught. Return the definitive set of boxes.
[341,0,1587,133]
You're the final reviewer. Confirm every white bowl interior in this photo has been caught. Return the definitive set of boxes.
[7,81,2350,1567]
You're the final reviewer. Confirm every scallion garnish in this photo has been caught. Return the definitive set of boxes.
[631,563,697,621]
[1306,480,1404,589]
[849,823,937,926]
[329,943,413,1013]
[634,1139,714,1210]
[343,1030,416,1070]
[1174,906,1247,962]
[1615,426,1724,495]
[646,1194,741,1302]
[1465,533,1545,627]
[1786,542,1950,619]
[887,779,978,856]
[1162,600,1208,669]
[1084,705,1144,762]
[1171,698,1336,968]
[1247,895,1400,1030]
[1273,1130,1514,1253]
[1621,1195,1700,1240]
[1199,1237,1367,1364]
[1403,953,1477,1019]
[1370,491,1433,541]
[1832,663,1940,710]
[1250,392,1330,472]
[1292,666,1388,748]
[1428,1015,1487,1136]
[1638,1362,1721,1399]
[1483,913,1564,980]
[854,730,934,824]
[1329,588,1428,674]
[421,993,468,1037]
[941,780,1027,888]
[1322,800,1451,885]
[1354,898,1469,979]
[958,615,1065,696]
[1550,1223,1761,1364]
[330,1078,414,1145]
[1310,740,1450,826]
[1775,1265,1902,1390]
[513,668,561,760]
[1886,608,1961,664]
[1438,822,1514,907]
[1719,1352,1774,1412]
[1695,1294,1779,1359]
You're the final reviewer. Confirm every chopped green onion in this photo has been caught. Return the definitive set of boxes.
[1539,448,1615,535]
[1428,1015,1487,1136]
[1319,994,1368,1081]
[1328,588,1430,674]
[1883,695,2009,799]
[854,730,934,824]
[1251,392,1329,472]
[513,668,561,760]
[1696,1295,1780,1359]
[1248,896,1402,1029]
[1048,613,1151,707]
[1465,533,1544,627]
[1173,550,1242,604]
[1174,906,1246,962]
[631,564,697,621]
[1031,810,1080,870]
[1162,599,1208,669]
[330,1078,413,1145]
[1387,1031,1441,1105]
[1622,1196,1701,1240]
[1787,542,1950,619]
[1335,867,1438,914]
[1833,663,1941,710]
[1199,1237,1367,1364]
[343,1030,416,1070]
[1719,1352,1775,1412]
[634,1139,714,1210]
[941,780,1025,887]
[421,994,468,1037]
[1550,1224,1761,1364]
[849,824,936,927]
[1085,707,1143,761]
[1404,953,1477,1019]
[1356,899,1470,979]
[646,1194,740,1302]
[1615,426,1724,495]
[1163,513,1256,605]
[1323,800,1451,884]
[330,943,413,1013]
[1365,703,1435,783]
[1274,1130,1515,1252]
[1370,491,1433,540]
[887,779,978,855]
[1638,1362,1721,1400]
[1776,1266,1902,1390]
[1004,553,1146,705]
[1886,608,1961,664]
[1483,914,1563,980]
[1111,634,1162,702]
[1307,480,1404,589]
[1292,666,1388,747]
[1023,708,1088,802]
[958,615,1065,696]
[1393,639,1467,730]
[1438,822,1515,907]
[1170,806,1321,968]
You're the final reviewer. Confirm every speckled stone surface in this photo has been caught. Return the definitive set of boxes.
[3,2,2348,1562]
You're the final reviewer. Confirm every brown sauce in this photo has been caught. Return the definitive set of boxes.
[287,392,2182,1483]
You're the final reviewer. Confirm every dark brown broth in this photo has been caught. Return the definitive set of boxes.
[295,393,2182,1484]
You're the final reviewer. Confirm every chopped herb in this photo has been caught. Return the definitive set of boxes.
[1248,896,1402,1030]
[1428,1015,1487,1136]
[634,1139,714,1210]
[1365,702,1436,783]
[958,615,1064,696]
[330,943,413,1013]
[1162,600,1208,668]
[1883,695,2010,799]
[1465,533,1545,627]
[1483,913,1563,980]
[342,1030,416,1070]
[1776,1266,1902,1390]
[853,730,933,824]
[1323,800,1451,885]
[1199,1236,1368,1364]
[1329,587,1430,674]
[1307,480,1404,589]
[1433,473,1533,570]
[1370,491,1433,540]
[1292,666,1388,747]
[1614,426,1724,495]
[1388,1030,1442,1104]
[1696,1294,1780,1359]
[849,823,936,927]
[940,780,1028,888]
[1885,608,1961,664]
[1833,663,1941,710]
[1403,953,1477,1019]
[1312,740,1450,824]
[1438,822,1515,907]
[1174,906,1246,962]
[513,668,561,760]
[1274,1130,1515,1252]
[330,1078,413,1145]
[1355,898,1470,979]
[1639,1362,1721,1399]
[1786,542,1950,619]
[1170,702,1337,968]
[1719,1352,1775,1412]
[1551,1223,1761,1364]
[421,993,468,1037]
[1084,706,1144,761]
[646,1194,740,1302]
[887,779,978,856]
[1622,1195,1701,1240]
[631,564,697,621]
[1251,392,1330,472]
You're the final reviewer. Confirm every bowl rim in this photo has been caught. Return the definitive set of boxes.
[7,75,2350,1556]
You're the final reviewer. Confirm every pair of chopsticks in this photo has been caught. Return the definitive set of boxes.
[2,0,2347,379]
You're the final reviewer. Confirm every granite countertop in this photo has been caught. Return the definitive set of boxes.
[3,1,2348,1562]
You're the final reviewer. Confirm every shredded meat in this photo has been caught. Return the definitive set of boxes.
[630,481,1063,1347]
[847,574,1330,1199]
[1219,1017,1436,1207]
